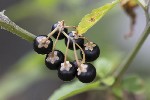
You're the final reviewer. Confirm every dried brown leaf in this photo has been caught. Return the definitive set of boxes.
[121,0,138,38]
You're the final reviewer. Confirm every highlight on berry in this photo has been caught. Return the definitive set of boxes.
[33,20,100,83]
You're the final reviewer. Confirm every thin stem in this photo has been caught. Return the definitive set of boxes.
[145,0,150,23]
[47,27,59,38]
[62,31,69,38]
[64,37,70,65]
[64,26,77,29]
[73,42,80,67]
[113,22,150,86]
[79,37,91,42]
[62,30,86,63]
[52,31,61,51]
[51,31,61,57]
[75,43,86,63]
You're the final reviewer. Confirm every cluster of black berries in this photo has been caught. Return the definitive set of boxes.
[33,21,100,83]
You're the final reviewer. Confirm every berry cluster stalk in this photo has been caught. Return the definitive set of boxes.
[47,26,59,38]
[51,31,61,56]
[62,30,86,65]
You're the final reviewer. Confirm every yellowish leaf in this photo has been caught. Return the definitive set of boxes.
[77,0,119,34]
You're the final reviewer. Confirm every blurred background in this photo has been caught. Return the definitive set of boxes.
[0,0,150,100]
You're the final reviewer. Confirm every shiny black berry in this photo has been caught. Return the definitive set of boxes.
[45,50,64,70]
[65,31,84,50]
[58,61,76,81]
[51,23,68,40]
[33,35,53,54]
[76,63,96,83]
[81,42,100,62]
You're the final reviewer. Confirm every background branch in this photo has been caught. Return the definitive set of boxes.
[0,10,36,42]
[113,22,150,86]
[113,1,150,86]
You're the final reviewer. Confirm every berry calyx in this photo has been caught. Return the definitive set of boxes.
[33,35,53,54]
[45,50,64,70]
[58,61,76,81]
[65,31,84,50]
[76,63,96,83]
[81,42,100,62]
[51,22,68,40]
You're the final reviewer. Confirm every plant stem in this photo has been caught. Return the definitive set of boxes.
[145,0,150,23]
[113,22,150,86]
[0,10,36,42]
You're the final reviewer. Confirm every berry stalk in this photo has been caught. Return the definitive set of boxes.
[73,42,80,67]
[79,37,91,43]
[47,26,59,39]
[75,43,86,63]
[62,31,70,38]
[64,37,70,65]
[51,31,61,57]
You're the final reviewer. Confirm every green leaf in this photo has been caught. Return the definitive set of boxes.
[122,75,144,94]
[49,81,101,100]
[144,79,150,99]
[94,58,113,78]
[112,86,123,99]
[102,76,115,86]
[94,50,123,78]
[77,0,119,34]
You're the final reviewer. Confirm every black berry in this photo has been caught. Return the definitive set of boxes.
[51,23,68,40]
[45,50,64,70]
[65,31,84,50]
[81,42,100,62]
[76,63,96,83]
[58,61,76,81]
[33,35,53,54]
